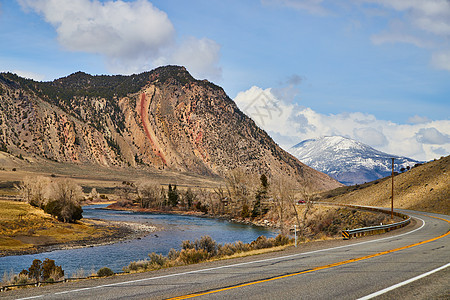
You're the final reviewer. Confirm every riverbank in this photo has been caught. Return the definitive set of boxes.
[105,203,280,229]
[0,200,156,257]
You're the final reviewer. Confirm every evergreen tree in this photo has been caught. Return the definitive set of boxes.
[252,174,269,218]
[168,184,179,207]
[185,188,195,209]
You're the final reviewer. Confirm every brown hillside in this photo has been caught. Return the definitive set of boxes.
[325,156,449,215]
[0,66,341,191]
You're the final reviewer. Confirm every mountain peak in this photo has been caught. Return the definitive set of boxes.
[290,136,421,185]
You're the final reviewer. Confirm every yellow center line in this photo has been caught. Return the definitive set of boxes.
[167,215,450,300]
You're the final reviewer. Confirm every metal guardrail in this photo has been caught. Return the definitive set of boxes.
[341,217,411,239]
[318,202,411,240]
[0,272,127,292]
[0,280,63,292]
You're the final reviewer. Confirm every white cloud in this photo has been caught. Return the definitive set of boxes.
[13,70,46,81]
[18,0,221,79]
[363,0,450,71]
[371,31,430,48]
[264,0,450,72]
[172,37,222,80]
[416,127,450,145]
[431,51,450,71]
[408,115,430,124]
[234,86,450,161]
[354,127,388,147]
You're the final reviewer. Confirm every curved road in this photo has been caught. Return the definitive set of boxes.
[4,209,449,300]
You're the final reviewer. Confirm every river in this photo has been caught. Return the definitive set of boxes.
[0,205,278,277]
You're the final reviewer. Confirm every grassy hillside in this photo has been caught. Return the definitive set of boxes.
[323,156,449,215]
[0,200,127,254]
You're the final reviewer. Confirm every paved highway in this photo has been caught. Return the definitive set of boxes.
[3,209,449,300]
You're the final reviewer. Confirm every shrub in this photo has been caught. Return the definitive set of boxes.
[274,234,291,246]
[168,248,180,260]
[44,200,83,223]
[195,236,218,258]
[217,243,236,257]
[42,258,64,281]
[27,259,43,282]
[182,236,218,258]
[123,260,150,273]
[241,204,250,218]
[182,240,195,250]
[216,240,254,257]
[250,236,273,250]
[148,252,167,267]
[16,274,30,285]
[233,241,251,253]
[179,248,208,264]
[97,267,114,277]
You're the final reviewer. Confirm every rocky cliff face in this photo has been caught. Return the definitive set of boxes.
[0,66,341,190]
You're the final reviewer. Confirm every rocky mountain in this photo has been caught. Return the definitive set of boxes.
[289,136,421,185]
[0,66,341,191]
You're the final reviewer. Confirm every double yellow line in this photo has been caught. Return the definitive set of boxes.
[168,215,449,300]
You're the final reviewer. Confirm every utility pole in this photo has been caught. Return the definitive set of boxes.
[391,158,394,221]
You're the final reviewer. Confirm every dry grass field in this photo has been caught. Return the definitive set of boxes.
[0,200,124,254]
[323,156,449,215]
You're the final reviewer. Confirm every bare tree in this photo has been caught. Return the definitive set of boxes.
[136,181,159,208]
[16,176,50,208]
[89,188,99,201]
[298,185,318,238]
[224,168,258,217]
[213,185,227,214]
[115,182,135,202]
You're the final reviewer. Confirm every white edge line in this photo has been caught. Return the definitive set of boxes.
[17,217,426,299]
[358,262,450,300]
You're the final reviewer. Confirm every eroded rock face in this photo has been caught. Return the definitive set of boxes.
[0,66,341,190]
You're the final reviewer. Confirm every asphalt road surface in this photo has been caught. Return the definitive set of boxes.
[3,209,449,300]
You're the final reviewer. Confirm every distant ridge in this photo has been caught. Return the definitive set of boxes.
[289,136,421,185]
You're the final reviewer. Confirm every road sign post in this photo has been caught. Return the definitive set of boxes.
[294,225,297,247]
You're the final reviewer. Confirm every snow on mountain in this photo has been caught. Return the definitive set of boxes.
[289,136,422,185]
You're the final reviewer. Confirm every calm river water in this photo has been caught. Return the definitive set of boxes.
[0,205,278,276]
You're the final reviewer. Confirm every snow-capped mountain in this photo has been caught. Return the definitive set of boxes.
[289,136,422,185]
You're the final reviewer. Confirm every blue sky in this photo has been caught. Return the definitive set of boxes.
[1,0,449,161]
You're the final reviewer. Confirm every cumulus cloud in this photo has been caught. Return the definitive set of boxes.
[416,128,450,145]
[408,115,430,124]
[18,0,221,79]
[354,127,388,147]
[234,86,450,161]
